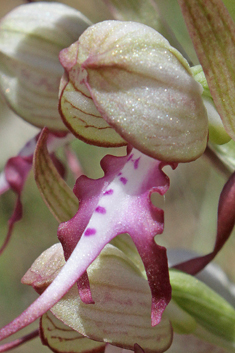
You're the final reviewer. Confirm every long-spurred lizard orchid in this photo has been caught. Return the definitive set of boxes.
[0,16,209,350]
[1,0,235,352]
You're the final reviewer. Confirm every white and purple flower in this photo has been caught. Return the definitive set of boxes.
[0,1,235,353]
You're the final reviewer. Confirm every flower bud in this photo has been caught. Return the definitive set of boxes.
[0,2,91,130]
[59,20,208,162]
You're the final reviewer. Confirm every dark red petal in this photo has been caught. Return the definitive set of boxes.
[174,171,235,274]
[0,329,39,352]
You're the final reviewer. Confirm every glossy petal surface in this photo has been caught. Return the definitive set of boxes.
[60,21,208,162]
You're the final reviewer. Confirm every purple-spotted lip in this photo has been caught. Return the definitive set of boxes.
[84,228,97,236]
[103,189,114,196]
[95,206,107,214]
[120,177,128,185]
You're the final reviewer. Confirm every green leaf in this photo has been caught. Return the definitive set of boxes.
[178,0,235,141]
[33,128,78,222]
[170,270,235,346]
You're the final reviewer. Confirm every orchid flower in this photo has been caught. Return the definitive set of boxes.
[0,0,235,353]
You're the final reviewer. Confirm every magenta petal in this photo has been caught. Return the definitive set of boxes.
[0,156,32,255]
[0,149,173,342]
[58,150,173,325]
[57,154,128,304]
[0,329,39,353]
[0,131,73,255]
[119,162,173,325]
[0,133,43,254]
[174,171,235,274]
[5,155,32,194]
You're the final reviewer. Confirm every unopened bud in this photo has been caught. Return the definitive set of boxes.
[59,20,208,162]
[0,2,91,130]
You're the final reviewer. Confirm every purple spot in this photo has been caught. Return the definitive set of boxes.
[134,157,140,169]
[85,228,96,236]
[95,206,106,214]
[118,172,122,176]
[127,154,134,162]
[103,189,114,196]
[120,177,128,185]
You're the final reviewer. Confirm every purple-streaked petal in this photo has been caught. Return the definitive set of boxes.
[40,311,105,353]
[25,243,172,353]
[0,131,74,255]
[59,51,126,148]
[0,149,173,342]
[174,171,235,274]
